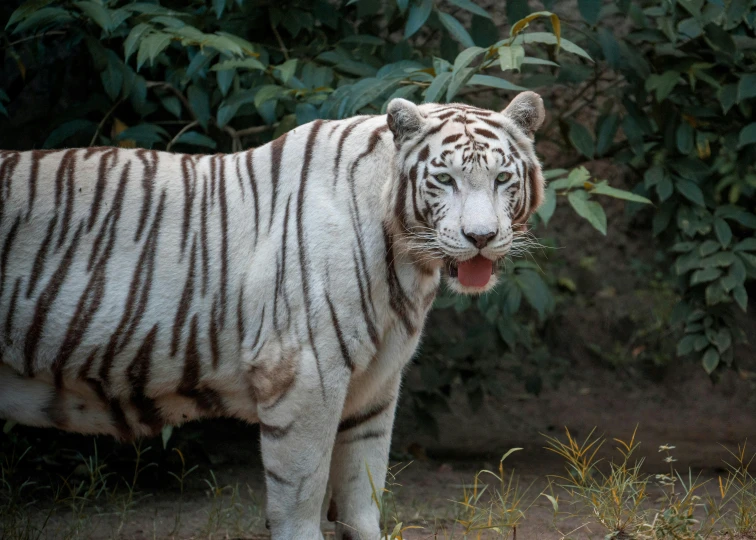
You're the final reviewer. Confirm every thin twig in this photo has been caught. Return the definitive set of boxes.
[145,81,197,122]
[166,120,199,152]
[270,15,289,61]
[235,123,279,136]
[4,31,67,49]
[90,99,123,147]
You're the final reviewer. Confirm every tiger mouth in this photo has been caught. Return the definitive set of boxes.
[444,255,499,279]
[446,259,498,278]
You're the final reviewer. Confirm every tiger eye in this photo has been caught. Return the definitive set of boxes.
[496,171,513,184]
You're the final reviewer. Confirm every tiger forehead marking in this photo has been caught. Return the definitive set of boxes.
[0,92,546,540]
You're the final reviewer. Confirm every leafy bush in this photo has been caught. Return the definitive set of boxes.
[547,0,756,375]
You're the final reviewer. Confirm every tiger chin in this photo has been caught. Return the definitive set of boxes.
[0,91,545,540]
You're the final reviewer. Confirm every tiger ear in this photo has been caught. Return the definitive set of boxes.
[502,91,545,139]
[386,98,425,145]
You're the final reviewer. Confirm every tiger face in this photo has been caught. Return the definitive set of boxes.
[386,91,546,294]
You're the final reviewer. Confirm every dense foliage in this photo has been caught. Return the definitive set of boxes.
[550,0,756,374]
[1,0,753,428]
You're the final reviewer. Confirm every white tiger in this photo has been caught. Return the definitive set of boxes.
[0,91,546,539]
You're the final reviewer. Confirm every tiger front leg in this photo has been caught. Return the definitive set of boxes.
[256,348,351,540]
[328,376,401,540]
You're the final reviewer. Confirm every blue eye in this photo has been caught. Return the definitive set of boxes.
[496,171,513,184]
[434,173,453,184]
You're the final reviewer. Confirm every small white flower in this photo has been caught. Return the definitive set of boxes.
[663,456,678,463]
[658,445,676,452]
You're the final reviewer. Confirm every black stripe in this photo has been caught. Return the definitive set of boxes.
[23,221,84,377]
[338,401,391,432]
[326,293,354,371]
[269,133,288,232]
[295,120,326,400]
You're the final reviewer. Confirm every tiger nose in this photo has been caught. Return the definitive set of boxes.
[463,230,497,249]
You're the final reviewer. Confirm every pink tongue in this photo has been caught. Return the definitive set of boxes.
[458,255,493,288]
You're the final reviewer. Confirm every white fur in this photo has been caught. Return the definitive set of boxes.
[0,94,544,539]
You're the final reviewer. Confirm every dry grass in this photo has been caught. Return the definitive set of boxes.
[1,428,755,539]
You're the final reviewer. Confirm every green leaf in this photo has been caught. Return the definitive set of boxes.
[568,190,607,235]
[568,121,595,159]
[275,59,298,84]
[597,27,620,69]
[437,11,476,48]
[6,0,56,29]
[737,74,756,102]
[577,0,600,25]
[690,267,721,285]
[712,329,732,354]
[733,285,747,312]
[160,96,182,118]
[174,131,217,149]
[74,1,114,32]
[349,78,400,113]
[424,72,452,103]
[516,270,553,321]
[644,165,664,189]
[513,32,593,62]
[446,67,475,102]
[211,58,265,71]
[589,181,652,204]
[43,120,97,148]
[101,50,124,101]
[187,85,211,130]
[161,425,173,449]
[216,68,234,97]
[116,124,169,147]
[714,218,732,247]
[536,186,556,225]
[498,44,525,71]
[699,240,720,257]
[467,74,526,91]
[216,89,256,127]
[646,71,679,102]
[405,0,433,39]
[136,32,172,70]
[676,121,694,154]
[550,166,590,190]
[677,334,696,356]
[738,123,756,148]
[676,179,705,206]
[595,114,619,156]
[452,46,485,72]
[448,0,491,19]
[656,176,673,202]
[124,23,153,61]
[702,347,720,374]
[12,7,74,34]
[734,238,756,252]
[446,46,485,100]
[719,84,738,113]
[213,0,226,18]
[672,242,697,253]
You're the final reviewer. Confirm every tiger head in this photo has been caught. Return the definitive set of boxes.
[385,91,546,295]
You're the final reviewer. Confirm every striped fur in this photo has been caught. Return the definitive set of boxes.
[0,92,545,539]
